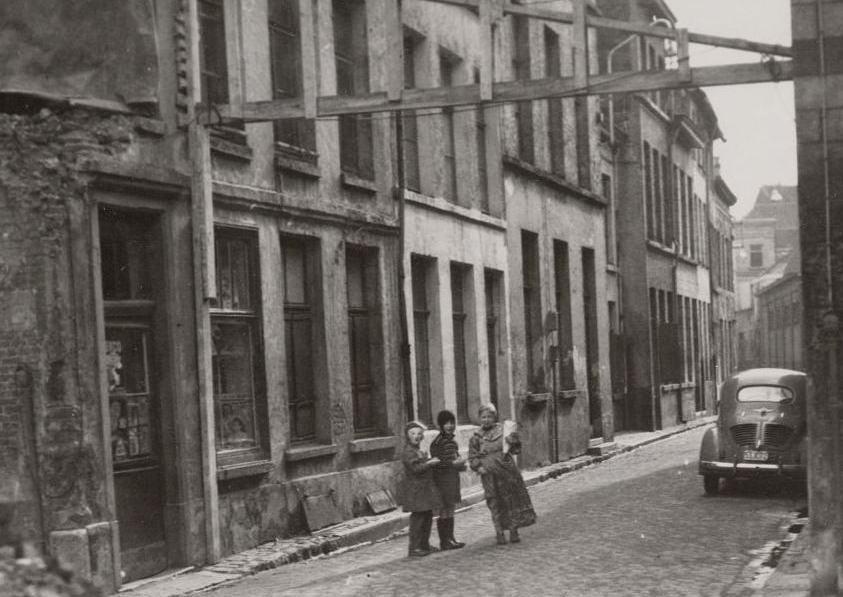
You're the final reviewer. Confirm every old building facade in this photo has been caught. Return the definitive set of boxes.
[0,0,744,592]
[597,0,730,431]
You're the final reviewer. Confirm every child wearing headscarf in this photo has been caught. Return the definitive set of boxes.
[429,409,466,549]
[399,421,442,557]
[468,403,536,545]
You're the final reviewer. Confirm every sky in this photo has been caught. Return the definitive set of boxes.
[665,0,796,219]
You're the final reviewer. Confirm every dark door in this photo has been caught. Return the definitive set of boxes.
[106,323,167,581]
[99,207,168,582]
[582,248,602,438]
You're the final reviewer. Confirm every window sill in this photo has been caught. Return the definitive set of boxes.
[606,262,619,274]
[349,436,399,454]
[341,171,377,193]
[557,389,584,402]
[216,459,273,481]
[275,154,320,179]
[285,443,339,462]
[210,134,253,162]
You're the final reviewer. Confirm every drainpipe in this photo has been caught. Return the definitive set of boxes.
[395,109,414,422]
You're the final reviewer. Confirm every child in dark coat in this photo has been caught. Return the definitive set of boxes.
[429,410,466,549]
[400,421,442,557]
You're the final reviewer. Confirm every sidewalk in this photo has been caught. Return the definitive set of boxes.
[122,416,794,597]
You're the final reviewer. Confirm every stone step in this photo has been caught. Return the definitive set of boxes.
[586,442,617,456]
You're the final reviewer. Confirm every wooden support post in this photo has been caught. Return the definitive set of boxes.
[573,0,591,189]
[299,0,318,117]
[479,0,494,101]
[677,28,690,82]
[186,0,220,565]
[384,0,403,102]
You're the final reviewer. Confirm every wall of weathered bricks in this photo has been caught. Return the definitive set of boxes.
[0,107,138,589]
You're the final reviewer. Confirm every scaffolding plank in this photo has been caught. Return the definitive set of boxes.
[206,60,793,123]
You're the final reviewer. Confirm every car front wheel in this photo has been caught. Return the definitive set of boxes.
[703,474,720,495]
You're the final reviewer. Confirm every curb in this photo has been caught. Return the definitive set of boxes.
[121,418,714,596]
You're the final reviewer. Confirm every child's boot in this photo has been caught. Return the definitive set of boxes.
[446,518,465,549]
[408,513,430,557]
[420,511,437,552]
[509,527,520,543]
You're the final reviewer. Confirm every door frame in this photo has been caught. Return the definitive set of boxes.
[91,185,193,588]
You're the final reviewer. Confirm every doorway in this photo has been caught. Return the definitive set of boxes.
[99,206,168,582]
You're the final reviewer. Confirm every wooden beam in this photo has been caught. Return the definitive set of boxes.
[385,0,403,101]
[298,0,318,117]
[206,60,793,123]
[478,0,494,100]
[687,31,792,59]
[422,0,793,57]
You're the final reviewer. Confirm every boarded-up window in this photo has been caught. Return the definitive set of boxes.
[485,269,502,408]
[554,240,575,390]
[451,263,472,422]
[346,245,382,433]
[411,255,433,425]
[282,236,318,442]
[522,231,543,392]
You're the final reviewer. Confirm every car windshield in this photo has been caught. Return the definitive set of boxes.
[737,385,794,403]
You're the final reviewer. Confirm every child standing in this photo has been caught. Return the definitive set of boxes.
[430,410,466,549]
[400,421,442,557]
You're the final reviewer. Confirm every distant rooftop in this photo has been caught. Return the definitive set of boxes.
[742,185,798,229]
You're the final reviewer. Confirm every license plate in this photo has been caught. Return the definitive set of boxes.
[743,450,769,462]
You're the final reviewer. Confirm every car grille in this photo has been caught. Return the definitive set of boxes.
[730,423,758,447]
[762,424,794,448]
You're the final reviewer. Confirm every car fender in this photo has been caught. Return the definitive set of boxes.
[699,425,720,463]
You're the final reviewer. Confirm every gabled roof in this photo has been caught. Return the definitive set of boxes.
[743,185,798,228]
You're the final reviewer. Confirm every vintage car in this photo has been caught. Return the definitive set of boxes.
[699,368,807,495]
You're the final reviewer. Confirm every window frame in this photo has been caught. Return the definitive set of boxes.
[211,227,268,464]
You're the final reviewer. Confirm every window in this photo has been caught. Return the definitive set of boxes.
[513,16,534,163]
[522,231,543,392]
[334,0,373,179]
[474,69,489,213]
[346,245,383,433]
[451,263,472,422]
[602,173,615,265]
[544,26,564,176]
[402,33,421,191]
[411,256,434,425]
[484,269,502,409]
[554,240,575,390]
[652,146,663,243]
[199,0,244,141]
[440,51,458,201]
[661,155,672,243]
[199,0,229,106]
[643,141,656,240]
[750,244,763,268]
[269,0,316,156]
[282,236,320,442]
[212,229,265,457]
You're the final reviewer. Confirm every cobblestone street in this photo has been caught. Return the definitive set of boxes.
[205,427,806,597]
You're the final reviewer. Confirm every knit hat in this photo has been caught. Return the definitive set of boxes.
[436,409,456,428]
[404,420,427,436]
[478,403,498,418]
